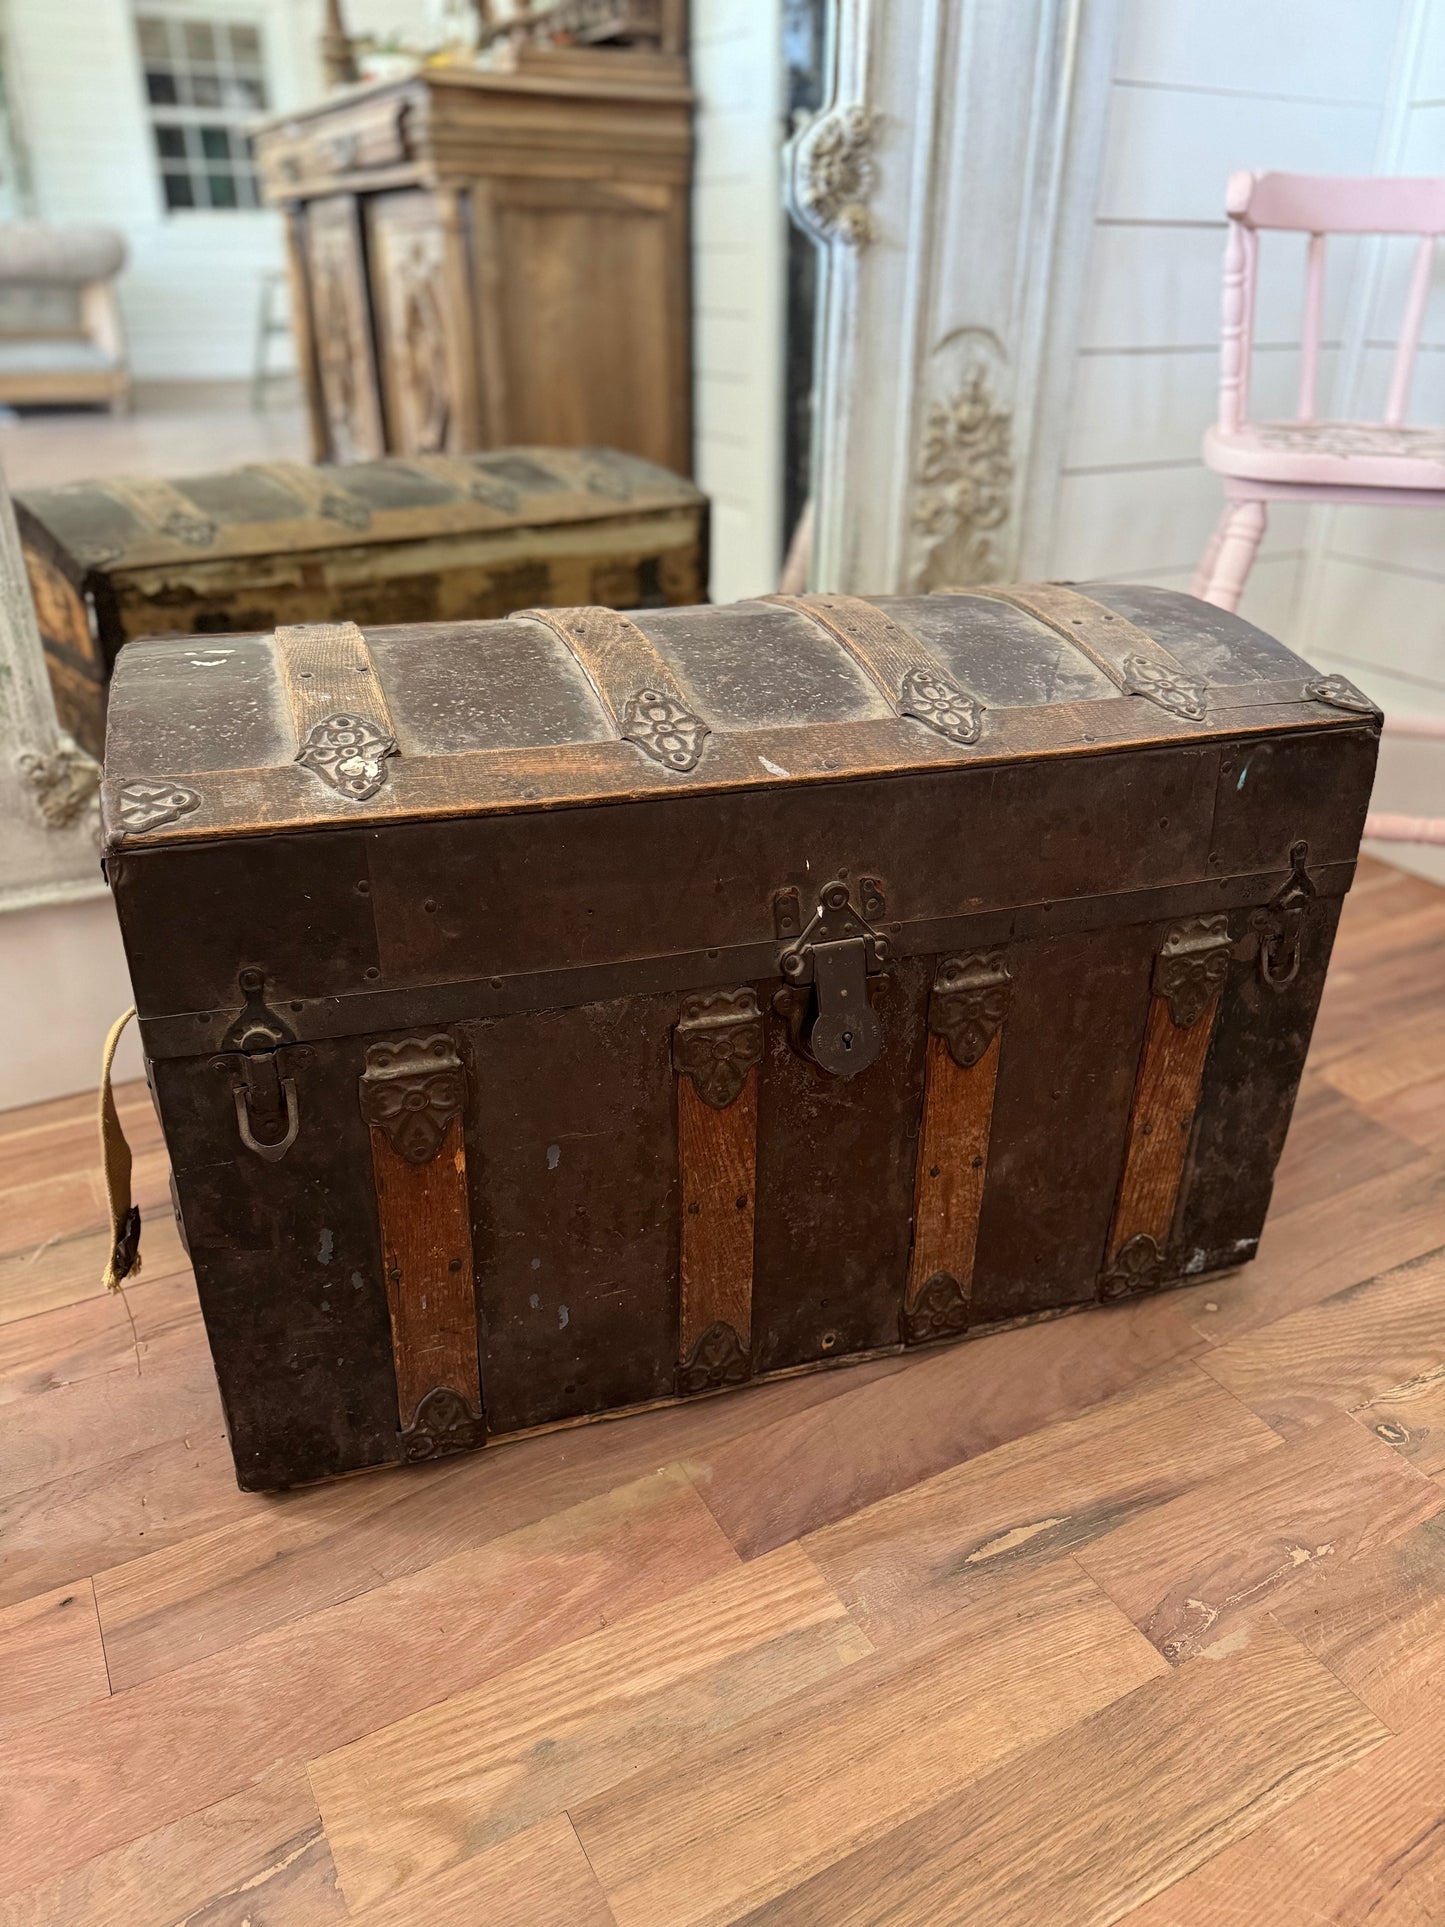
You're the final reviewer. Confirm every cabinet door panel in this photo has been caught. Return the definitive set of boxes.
[474,177,691,473]
[367,189,478,456]
[303,194,385,462]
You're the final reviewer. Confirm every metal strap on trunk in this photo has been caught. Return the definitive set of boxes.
[958,583,1210,723]
[765,592,985,746]
[516,604,711,773]
[275,621,399,802]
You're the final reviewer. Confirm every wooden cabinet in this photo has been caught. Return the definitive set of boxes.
[257,65,693,473]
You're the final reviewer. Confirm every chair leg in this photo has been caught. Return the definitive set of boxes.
[1191,507,1229,600]
[1197,499,1266,614]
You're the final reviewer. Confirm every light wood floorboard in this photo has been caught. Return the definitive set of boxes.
[0,854,1442,1923]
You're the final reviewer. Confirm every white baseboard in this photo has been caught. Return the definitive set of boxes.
[0,894,142,1111]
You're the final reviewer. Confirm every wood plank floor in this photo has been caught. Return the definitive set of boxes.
[2,854,1444,1925]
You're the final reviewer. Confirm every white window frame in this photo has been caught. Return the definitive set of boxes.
[134,6,270,213]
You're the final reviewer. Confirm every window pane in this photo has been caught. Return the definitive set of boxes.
[154,125,186,160]
[191,71,222,106]
[136,17,169,59]
[163,170,195,210]
[237,169,260,208]
[145,68,177,105]
[208,170,238,209]
[229,23,261,61]
[224,74,267,109]
[183,20,216,62]
[200,125,230,161]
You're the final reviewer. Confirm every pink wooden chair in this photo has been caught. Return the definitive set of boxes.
[1194,170,1445,847]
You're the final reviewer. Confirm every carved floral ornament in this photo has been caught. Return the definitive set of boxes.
[791,103,879,247]
[19,743,101,831]
[912,359,1014,584]
[397,237,450,454]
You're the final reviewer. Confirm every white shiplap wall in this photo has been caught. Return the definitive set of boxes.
[1049,0,1412,652]
[1298,2,1445,882]
[4,0,431,381]
[689,0,785,601]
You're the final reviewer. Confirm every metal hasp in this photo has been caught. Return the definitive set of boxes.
[218,968,300,1160]
[1252,840,1318,989]
[774,878,890,1076]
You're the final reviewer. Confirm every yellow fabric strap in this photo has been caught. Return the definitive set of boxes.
[99,1006,142,1291]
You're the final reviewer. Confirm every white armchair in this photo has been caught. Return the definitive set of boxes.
[0,223,129,413]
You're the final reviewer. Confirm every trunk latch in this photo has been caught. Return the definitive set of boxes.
[774,879,890,1076]
[215,969,301,1160]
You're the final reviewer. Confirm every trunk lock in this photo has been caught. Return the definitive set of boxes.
[774,879,890,1077]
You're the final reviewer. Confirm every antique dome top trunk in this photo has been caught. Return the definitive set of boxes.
[101,584,1379,1490]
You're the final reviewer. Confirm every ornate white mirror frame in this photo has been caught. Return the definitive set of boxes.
[0,464,103,912]
[789,0,1123,594]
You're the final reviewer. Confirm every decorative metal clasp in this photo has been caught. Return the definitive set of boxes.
[773,879,890,1077]
[296,712,398,801]
[621,688,710,772]
[1153,917,1232,1028]
[898,666,984,746]
[1250,840,1317,990]
[1305,673,1379,717]
[359,1034,466,1163]
[673,988,764,1109]
[400,1386,486,1462]
[1122,655,1208,722]
[679,1322,752,1396]
[1099,1232,1167,1302]
[117,779,202,834]
[929,952,1012,1066]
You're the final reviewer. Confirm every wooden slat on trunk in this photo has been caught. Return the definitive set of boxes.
[673,988,764,1394]
[360,1034,484,1459]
